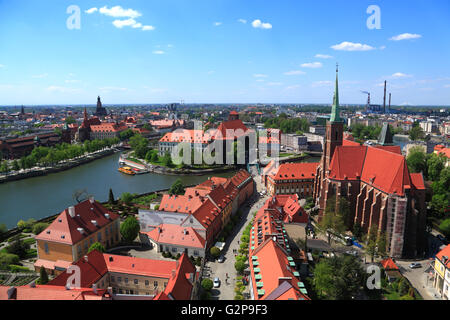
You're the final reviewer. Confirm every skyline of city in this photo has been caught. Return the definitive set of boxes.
[0,0,449,106]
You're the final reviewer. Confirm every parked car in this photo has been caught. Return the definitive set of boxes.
[437,234,449,245]
[409,262,422,269]
[213,277,221,288]
[217,256,225,263]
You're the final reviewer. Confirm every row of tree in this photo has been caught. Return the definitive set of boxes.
[263,113,310,134]
[0,138,120,174]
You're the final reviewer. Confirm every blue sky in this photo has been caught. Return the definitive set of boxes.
[0,0,449,106]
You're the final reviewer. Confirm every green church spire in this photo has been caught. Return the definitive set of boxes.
[330,64,342,122]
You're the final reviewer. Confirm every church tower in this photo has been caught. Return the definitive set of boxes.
[322,65,344,174]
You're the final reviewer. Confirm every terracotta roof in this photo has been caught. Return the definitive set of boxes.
[216,119,250,140]
[159,194,205,214]
[144,224,206,249]
[436,245,450,269]
[35,199,119,245]
[373,145,402,154]
[329,146,366,180]
[90,122,128,133]
[0,285,109,300]
[249,239,309,300]
[159,129,214,144]
[343,139,360,147]
[380,257,399,270]
[410,173,426,190]
[159,253,197,300]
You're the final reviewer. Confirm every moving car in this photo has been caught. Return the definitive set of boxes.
[409,262,422,269]
[213,277,220,288]
[217,256,225,263]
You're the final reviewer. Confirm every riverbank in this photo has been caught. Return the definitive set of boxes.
[120,154,238,176]
[0,146,121,184]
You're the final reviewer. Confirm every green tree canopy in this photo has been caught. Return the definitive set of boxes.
[201,278,214,291]
[210,246,221,258]
[439,219,450,238]
[169,179,185,196]
[120,216,140,243]
[406,146,427,174]
[88,242,106,254]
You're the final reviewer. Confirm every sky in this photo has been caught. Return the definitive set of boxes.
[0,0,449,106]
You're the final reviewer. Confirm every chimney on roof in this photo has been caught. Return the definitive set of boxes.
[172,269,176,279]
[68,206,75,218]
[89,196,95,204]
[92,283,98,295]
[7,287,16,300]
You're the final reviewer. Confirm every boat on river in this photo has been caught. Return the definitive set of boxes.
[118,166,136,175]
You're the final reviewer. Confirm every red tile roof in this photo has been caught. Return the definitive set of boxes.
[35,199,119,245]
[0,285,109,300]
[436,244,450,269]
[410,173,426,190]
[373,145,402,154]
[380,257,399,270]
[159,194,205,214]
[270,162,319,181]
[144,224,206,249]
[343,139,361,147]
[249,239,309,300]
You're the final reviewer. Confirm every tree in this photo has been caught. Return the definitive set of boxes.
[88,242,106,254]
[210,246,221,258]
[426,153,446,181]
[0,223,7,238]
[108,188,115,205]
[32,222,49,235]
[120,216,140,243]
[318,197,345,244]
[409,125,425,141]
[364,226,378,263]
[38,266,49,285]
[376,232,388,258]
[65,116,76,124]
[162,152,173,167]
[12,160,20,171]
[6,235,30,259]
[406,146,427,174]
[353,224,363,240]
[201,278,213,291]
[235,261,246,274]
[169,179,185,196]
[0,252,20,271]
[439,219,450,238]
[313,255,364,300]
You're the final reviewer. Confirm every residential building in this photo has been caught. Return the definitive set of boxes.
[34,198,121,275]
[0,285,111,300]
[264,162,319,197]
[433,245,450,300]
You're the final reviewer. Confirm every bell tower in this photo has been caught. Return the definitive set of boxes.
[322,64,343,174]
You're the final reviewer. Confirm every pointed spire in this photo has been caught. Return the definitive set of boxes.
[330,63,342,122]
[378,123,394,146]
[84,107,88,121]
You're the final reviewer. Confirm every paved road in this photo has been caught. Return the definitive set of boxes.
[206,173,268,300]
[395,259,439,300]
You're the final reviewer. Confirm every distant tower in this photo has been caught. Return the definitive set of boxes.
[94,96,108,117]
[20,105,25,115]
[228,110,239,121]
[383,81,387,113]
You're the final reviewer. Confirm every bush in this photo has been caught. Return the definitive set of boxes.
[6,236,30,259]
[0,253,20,270]
[9,265,32,273]
[120,216,140,243]
[38,266,49,285]
[235,261,246,274]
[32,223,49,235]
[210,246,221,258]
[88,242,106,254]
[201,278,214,291]
[234,294,244,300]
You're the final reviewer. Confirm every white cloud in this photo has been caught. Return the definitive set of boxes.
[379,45,386,50]
[112,18,138,28]
[391,72,413,79]
[284,85,301,91]
[256,79,265,82]
[301,62,323,68]
[252,19,272,29]
[85,7,98,14]
[65,79,80,84]
[0,64,5,68]
[284,70,306,76]
[112,19,154,31]
[142,25,155,31]
[315,54,333,59]
[444,84,450,88]
[331,41,375,51]
[253,74,268,78]
[99,6,141,19]
[214,22,222,26]
[238,19,247,24]
[167,44,174,48]
[32,73,48,79]
[153,50,165,55]
[207,70,215,75]
[267,82,283,86]
[312,81,333,87]
[389,33,422,41]
[99,86,128,92]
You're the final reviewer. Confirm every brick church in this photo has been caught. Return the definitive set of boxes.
[313,67,427,258]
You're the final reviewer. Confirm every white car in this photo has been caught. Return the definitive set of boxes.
[213,277,220,288]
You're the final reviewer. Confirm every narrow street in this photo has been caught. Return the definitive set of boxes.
[205,171,268,300]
